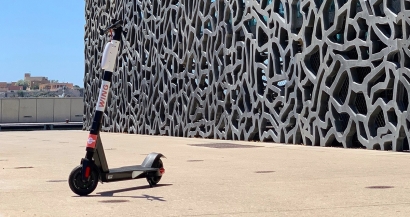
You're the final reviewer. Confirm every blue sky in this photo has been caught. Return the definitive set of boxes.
[0,1,85,87]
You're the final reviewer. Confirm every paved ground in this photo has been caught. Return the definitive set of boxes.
[1,130,410,217]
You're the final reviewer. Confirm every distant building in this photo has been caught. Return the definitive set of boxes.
[8,85,23,91]
[0,82,23,92]
[0,82,8,92]
[0,73,74,93]
[39,82,74,91]
[24,73,50,89]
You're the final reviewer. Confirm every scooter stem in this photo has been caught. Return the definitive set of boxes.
[84,20,123,159]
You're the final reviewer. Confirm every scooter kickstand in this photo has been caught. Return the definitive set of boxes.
[148,178,154,188]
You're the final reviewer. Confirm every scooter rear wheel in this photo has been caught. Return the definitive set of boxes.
[147,159,163,187]
[68,165,99,196]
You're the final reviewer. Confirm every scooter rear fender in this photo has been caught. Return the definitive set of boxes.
[141,152,166,168]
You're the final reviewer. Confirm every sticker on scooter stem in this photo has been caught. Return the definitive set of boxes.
[96,80,111,111]
[86,134,98,148]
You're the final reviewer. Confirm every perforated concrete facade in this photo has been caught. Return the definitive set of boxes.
[84,0,410,151]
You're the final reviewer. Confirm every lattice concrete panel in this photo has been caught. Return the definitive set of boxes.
[84,0,410,151]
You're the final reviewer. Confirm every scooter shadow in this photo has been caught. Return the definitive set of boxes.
[97,184,173,196]
[73,184,172,202]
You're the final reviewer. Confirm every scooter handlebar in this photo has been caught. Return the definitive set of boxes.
[100,19,123,35]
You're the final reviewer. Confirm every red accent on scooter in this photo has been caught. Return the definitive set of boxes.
[85,167,90,178]
[159,167,165,174]
[86,134,98,148]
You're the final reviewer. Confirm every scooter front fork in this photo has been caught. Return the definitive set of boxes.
[80,157,94,181]
[81,149,95,181]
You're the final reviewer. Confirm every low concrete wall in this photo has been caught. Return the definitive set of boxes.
[1,99,19,123]
[0,97,83,123]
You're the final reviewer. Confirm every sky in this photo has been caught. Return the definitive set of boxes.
[0,1,85,87]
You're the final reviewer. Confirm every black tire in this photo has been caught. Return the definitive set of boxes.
[146,159,163,186]
[68,165,99,196]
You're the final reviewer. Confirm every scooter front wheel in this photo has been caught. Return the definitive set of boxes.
[68,165,99,196]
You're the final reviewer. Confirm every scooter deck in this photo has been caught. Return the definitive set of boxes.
[109,165,157,173]
[100,165,158,182]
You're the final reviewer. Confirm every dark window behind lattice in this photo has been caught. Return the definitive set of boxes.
[387,0,401,14]
[310,50,321,75]
[315,0,324,8]
[397,82,409,112]
[355,93,367,114]
[355,67,371,83]
[375,110,386,128]
[339,113,350,132]
[338,76,349,104]
[351,132,366,148]
[382,89,394,103]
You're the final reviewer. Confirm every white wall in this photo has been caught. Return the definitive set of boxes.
[0,97,84,123]
[1,99,19,123]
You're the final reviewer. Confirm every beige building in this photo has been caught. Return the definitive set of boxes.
[39,82,74,91]
[24,73,50,89]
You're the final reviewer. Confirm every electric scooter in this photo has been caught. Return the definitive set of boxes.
[68,19,165,196]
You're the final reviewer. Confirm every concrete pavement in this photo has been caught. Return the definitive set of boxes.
[1,130,410,217]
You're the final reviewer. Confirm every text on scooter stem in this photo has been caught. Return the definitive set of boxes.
[96,80,111,111]
[99,85,109,107]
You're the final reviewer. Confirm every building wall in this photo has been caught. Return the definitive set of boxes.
[84,0,409,151]
[0,82,7,89]
[39,83,74,91]
[0,97,84,123]
[7,86,23,91]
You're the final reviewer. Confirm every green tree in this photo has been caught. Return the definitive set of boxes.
[15,79,29,90]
